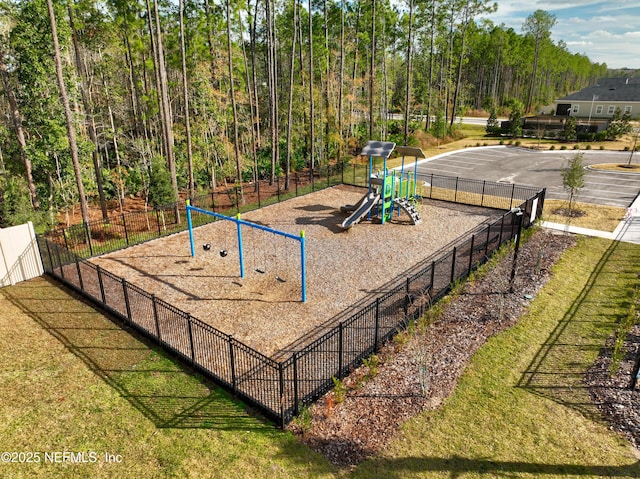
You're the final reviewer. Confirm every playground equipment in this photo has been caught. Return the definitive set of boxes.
[185,201,307,302]
[340,142,424,229]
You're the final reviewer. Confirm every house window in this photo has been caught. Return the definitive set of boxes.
[595,105,603,114]
[572,105,579,114]
[624,106,632,115]
[608,105,615,115]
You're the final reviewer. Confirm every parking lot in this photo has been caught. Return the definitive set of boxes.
[408,147,640,208]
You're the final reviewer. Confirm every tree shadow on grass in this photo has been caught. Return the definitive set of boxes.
[3,276,272,432]
[517,237,640,422]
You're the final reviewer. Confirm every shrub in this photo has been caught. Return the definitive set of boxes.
[560,145,567,150]
[586,144,592,150]
[549,145,555,150]
[573,144,580,150]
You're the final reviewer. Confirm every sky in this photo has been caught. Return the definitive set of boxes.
[479,1,640,70]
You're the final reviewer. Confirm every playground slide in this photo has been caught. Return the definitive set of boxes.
[340,192,369,213]
[341,192,380,229]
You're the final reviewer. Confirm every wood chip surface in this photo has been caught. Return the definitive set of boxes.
[91,185,502,357]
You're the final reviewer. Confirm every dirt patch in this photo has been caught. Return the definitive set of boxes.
[288,230,577,467]
[552,207,586,218]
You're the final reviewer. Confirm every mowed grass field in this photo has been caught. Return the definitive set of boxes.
[1,234,640,478]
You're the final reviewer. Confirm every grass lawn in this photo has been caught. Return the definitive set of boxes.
[353,236,640,478]
[1,235,639,478]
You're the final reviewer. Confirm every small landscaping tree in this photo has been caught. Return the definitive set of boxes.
[562,116,576,142]
[430,111,447,148]
[486,107,500,136]
[507,99,523,138]
[561,152,585,218]
[606,108,633,141]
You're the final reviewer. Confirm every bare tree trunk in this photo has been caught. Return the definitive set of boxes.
[0,43,39,211]
[239,15,259,191]
[145,0,166,158]
[348,3,361,139]
[152,0,179,220]
[68,2,108,220]
[425,1,436,130]
[337,0,345,163]
[369,0,376,139]
[323,0,330,162]
[250,0,261,147]
[179,0,195,198]
[308,0,315,169]
[403,0,414,145]
[226,0,243,196]
[46,0,89,224]
[285,0,298,189]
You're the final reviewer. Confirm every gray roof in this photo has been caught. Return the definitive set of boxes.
[558,78,640,102]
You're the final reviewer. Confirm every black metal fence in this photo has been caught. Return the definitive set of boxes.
[39,167,545,427]
[45,165,345,258]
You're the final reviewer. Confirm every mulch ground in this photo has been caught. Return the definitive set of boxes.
[90,185,502,357]
[586,325,640,449]
[287,230,640,467]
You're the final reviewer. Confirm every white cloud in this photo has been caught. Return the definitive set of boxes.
[482,1,640,68]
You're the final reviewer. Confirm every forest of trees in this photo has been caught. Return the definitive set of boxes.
[0,0,608,230]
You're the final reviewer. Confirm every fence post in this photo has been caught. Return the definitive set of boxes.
[468,234,475,275]
[186,314,195,365]
[338,322,344,376]
[404,277,410,318]
[277,175,281,202]
[62,228,70,252]
[122,214,129,246]
[374,298,380,352]
[430,260,435,296]
[229,336,237,394]
[454,177,459,202]
[481,181,486,207]
[279,362,285,429]
[84,222,94,257]
[257,179,261,208]
[43,238,54,273]
[485,224,491,258]
[122,278,132,321]
[54,244,64,279]
[511,183,516,208]
[75,256,84,291]
[498,214,505,246]
[310,168,314,191]
[152,295,161,340]
[155,209,161,236]
[630,349,640,390]
[96,265,106,304]
[450,247,457,283]
[293,353,299,416]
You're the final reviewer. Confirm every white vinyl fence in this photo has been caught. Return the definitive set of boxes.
[0,222,44,287]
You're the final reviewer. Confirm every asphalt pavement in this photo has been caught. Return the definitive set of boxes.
[408,146,640,208]
[402,146,640,243]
